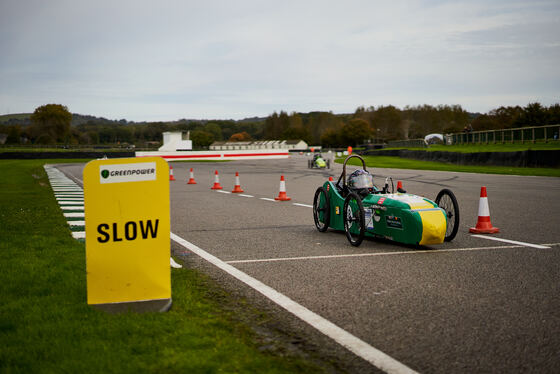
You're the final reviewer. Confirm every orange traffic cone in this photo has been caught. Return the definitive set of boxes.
[187,168,197,184]
[397,180,406,193]
[169,166,176,181]
[469,186,499,234]
[274,175,291,201]
[329,176,333,181]
[231,172,244,193]
[211,170,223,190]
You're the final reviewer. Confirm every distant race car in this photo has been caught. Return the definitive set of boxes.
[308,153,330,169]
[313,155,459,246]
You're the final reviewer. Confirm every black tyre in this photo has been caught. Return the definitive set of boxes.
[343,192,365,246]
[435,188,460,241]
[313,187,330,232]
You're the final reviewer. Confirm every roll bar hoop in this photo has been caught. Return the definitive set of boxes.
[337,154,367,189]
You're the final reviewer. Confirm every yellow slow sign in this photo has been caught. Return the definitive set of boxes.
[83,157,170,305]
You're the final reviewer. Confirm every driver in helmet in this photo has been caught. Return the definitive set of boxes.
[314,154,326,168]
[347,169,375,197]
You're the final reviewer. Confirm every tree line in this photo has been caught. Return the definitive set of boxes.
[1,102,558,148]
[263,103,560,147]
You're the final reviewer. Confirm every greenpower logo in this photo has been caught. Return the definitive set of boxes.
[99,162,157,184]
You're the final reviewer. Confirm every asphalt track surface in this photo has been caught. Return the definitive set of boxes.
[57,156,560,373]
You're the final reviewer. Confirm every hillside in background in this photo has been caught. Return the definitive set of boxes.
[0,113,267,127]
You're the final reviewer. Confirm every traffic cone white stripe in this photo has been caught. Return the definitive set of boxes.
[477,197,490,217]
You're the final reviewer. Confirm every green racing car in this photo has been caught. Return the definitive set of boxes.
[308,153,330,169]
[313,155,459,247]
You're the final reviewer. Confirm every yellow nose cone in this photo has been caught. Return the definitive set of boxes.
[418,209,447,245]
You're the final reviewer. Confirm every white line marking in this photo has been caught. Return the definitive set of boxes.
[64,212,84,218]
[239,194,254,198]
[260,198,277,202]
[471,235,551,249]
[293,203,313,208]
[226,244,533,264]
[216,190,231,194]
[170,232,418,374]
[71,231,85,239]
[61,207,84,211]
[68,221,85,226]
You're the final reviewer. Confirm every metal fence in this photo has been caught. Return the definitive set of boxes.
[449,124,560,145]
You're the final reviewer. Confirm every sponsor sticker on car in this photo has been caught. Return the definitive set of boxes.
[365,208,375,230]
[386,215,403,229]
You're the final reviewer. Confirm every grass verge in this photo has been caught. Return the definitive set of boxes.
[0,159,321,373]
[338,156,560,177]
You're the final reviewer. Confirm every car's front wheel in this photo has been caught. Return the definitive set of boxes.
[343,192,365,246]
[313,187,330,232]
[435,188,460,241]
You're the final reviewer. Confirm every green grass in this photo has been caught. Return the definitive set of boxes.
[386,142,560,153]
[0,160,321,373]
[0,113,30,122]
[338,156,560,177]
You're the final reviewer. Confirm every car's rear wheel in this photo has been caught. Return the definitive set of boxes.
[435,189,460,241]
[343,192,365,246]
[313,187,330,232]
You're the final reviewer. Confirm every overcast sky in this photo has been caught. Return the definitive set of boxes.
[1,0,558,121]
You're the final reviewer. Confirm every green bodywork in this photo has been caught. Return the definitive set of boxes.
[319,181,447,245]
[315,157,327,168]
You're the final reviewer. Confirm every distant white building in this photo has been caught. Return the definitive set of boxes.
[159,131,192,151]
[209,139,308,151]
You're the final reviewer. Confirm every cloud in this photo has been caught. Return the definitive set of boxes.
[1,0,558,120]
